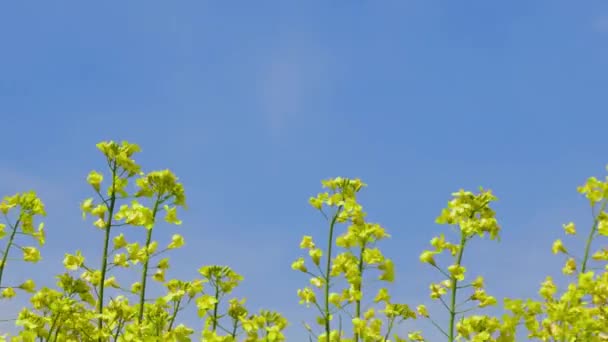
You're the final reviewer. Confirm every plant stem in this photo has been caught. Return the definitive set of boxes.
[449,233,467,342]
[324,208,341,342]
[212,283,220,332]
[383,317,395,341]
[231,317,238,338]
[565,198,608,342]
[167,298,182,332]
[98,161,118,339]
[354,244,365,342]
[0,218,19,288]
[47,312,60,342]
[113,318,124,341]
[582,199,607,273]
[137,196,161,323]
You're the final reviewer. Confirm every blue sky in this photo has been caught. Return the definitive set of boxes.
[1,1,608,340]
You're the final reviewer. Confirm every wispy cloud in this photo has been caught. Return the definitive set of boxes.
[592,14,608,33]
[0,167,75,209]
[256,43,331,137]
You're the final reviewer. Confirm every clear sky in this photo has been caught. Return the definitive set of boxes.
[1,1,608,340]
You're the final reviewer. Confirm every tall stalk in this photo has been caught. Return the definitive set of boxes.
[448,234,467,342]
[137,196,161,323]
[0,218,20,288]
[211,284,220,332]
[97,161,118,338]
[354,244,365,342]
[323,208,341,342]
[582,199,607,273]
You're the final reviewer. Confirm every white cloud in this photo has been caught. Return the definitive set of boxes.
[0,167,74,206]
[257,43,331,137]
[592,14,608,33]
[260,59,303,134]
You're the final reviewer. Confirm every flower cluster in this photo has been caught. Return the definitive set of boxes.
[294,177,418,341]
[0,191,46,299]
[3,141,608,342]
[499,169,608,340]
[2,141,287,341]
[418,188,508,341]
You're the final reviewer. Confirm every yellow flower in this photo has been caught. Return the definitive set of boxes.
[167,234,185,249]
[448,264,466,281]
[33,223,45,246]
[90,204,107,218]
[104,276,120,288]
[299,236,315,249]
[18,280,36,293]
[22,247,41,263]
[1,288,16,299]
[83,270,102,286]
[374,288,391,303]
[592,248,608,261]
[93,218,106,229]
[291,258,307,272]
[552,239,567,254]
[430,283,446,299]
[408,331,425,341]
[131,282,142,293]
[158,258,170,270]
[147,241,158,254]
[471,276,484,289]
[309,197,323,210]
[329,292,341,306]
[164,205,182,225]
[63,251,85,270]
[0,200,14,215]
[598,214,608,236]
[113,253,129,267]
[153,269,165,282]
[113,233,128,249]
[309,248,322,266]
[563,222,576,235]
[297,287,316,305]
[562,258,576,275]
[419,250,438,266]
[310,277,323,288]
[196,294,218,312]
[478,295,497,308]
[86,171,103,192]
[379,259,395,282]
[80,198,94,219]
[539,276,556,300]
[416,305,429,318]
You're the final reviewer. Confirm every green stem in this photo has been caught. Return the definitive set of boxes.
[212,283,220,332]
[47,312,60,342]
[231,317,238,338]
[354,244,365,342]
[0,218,20,288]
[98,162,118,339]
[137,196,162,323]
[52,318,61,342]
[562,198,608,342]
[113,318,124,341]
[449,233,467,342]
[324,208,341,342]
[581,199,607,273]
[383,317,395,341]
[167,298,182,332]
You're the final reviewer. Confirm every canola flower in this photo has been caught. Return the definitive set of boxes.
[294,177,417,342]
[4,141,288,342]
[1,141,607,341]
